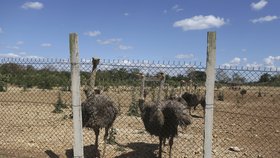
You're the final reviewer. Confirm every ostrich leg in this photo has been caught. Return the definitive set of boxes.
[188,106,192,116]
[102,126,110,158]
[168,137,174,158]
[94,128,100,150]
[159,136,163,158]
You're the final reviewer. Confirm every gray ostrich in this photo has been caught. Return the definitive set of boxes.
[180,80,206,116]
[138,73,192,158]
[181,92,205,116]
[81,58,119,156]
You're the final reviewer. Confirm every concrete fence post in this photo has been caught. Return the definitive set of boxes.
[203,32,216,158]
[70,33,84,158]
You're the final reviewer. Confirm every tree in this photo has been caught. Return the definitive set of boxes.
[216,69,231,83]
[187,70,206,82]
[0,63,24,74]
[232,73,246,84]
[259,73,271,82]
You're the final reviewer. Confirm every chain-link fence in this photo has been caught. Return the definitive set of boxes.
[213,67,280,158]
[0,58,279,158]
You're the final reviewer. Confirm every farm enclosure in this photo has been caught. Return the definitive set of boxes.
[0,58,280,158]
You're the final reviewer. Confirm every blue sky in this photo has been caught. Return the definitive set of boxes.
[0,0,279,69]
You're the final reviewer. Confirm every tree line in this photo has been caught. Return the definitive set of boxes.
[0,63,279,92]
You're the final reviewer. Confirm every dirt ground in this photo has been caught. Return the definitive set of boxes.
[0,86,279,158]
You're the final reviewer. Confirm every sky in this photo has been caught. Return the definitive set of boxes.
[0,0,279,69]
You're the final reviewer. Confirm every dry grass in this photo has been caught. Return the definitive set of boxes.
[0,86,279,157]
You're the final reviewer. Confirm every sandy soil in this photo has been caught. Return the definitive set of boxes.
[0,86,279,158]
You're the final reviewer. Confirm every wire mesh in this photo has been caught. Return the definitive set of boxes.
[213,67,280,158]
[0,58,279,158]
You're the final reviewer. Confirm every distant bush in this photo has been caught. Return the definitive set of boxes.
[258,89,262,97]
[216,83,222,90]
[0,74,9,92]
[0,82,7,92]
[127,86,140,117]
[240,89,247,97]
[107,128,117,145]
[217,91,224,101]
[52,93,67,113]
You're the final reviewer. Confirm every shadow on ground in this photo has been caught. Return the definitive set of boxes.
[45,142,158,158]
[45,145,100,158]
[65,145,100,158]
[115,142,158,158]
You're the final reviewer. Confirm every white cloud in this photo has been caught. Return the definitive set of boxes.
[0,52,43,59]
[223,57,241,67]
[172,4,183,12]
[24,55,43,59]
[222,63,231,67]
[41,43,52,47]
[0,27,3,33]
[175,53,194,59]
[118,45,132,50]
[21,2,44,10]
[116,59,132,66]
[264,56,280,65]
[6,46,20,50]
[163,10,168,14]
[124,13,129,16]
[251,0,268,11]
[16,41,24,45]
[97,38,133,51]
[251,15,279,23]
[230,57,241,65]
[173,15,226,31]
[265,65,279,71]
[260,56,280,70]
[19,52,27,55]
[222,56,279,70]
[246,62,262,69]
[241,49,247,52]
[84,31,101,37]
[97,38,122,45]
[5,41,24,50]
[0,53,21,58]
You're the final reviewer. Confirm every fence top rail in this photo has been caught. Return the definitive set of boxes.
[217,66,279,73]
[0,57,203,66]
[1,57,69,63]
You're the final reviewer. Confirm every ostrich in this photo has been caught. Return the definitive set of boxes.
[81,58,119,156]
[138,73,192,158]
[181,92,206,116]
[179,80,206,116]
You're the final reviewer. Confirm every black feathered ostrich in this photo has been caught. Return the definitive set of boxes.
[82,58,119,157]
[181,92,206,116]
[179,80,206,116]
[138,73,192,158]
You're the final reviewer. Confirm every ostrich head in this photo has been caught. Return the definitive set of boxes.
[92,58,100,72]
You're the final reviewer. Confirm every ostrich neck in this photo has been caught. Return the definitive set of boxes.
[88,65,97,97]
